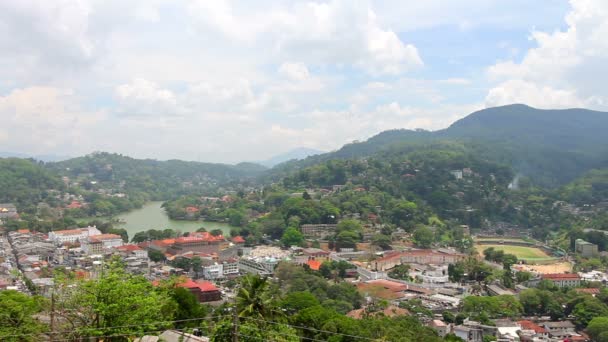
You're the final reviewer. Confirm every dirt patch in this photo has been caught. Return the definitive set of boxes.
[513,262,573,274]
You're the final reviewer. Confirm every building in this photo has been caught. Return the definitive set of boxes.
[575,239,599,258]
[541,273,581,288]
[429,320,449,337]
[178,279,222,303]
[300,224,337,239]
[48,226,102,245]
[450,170,463,180]
[374,249,465,271]
[517,320,549,340]
[82,234,123,254]
[453,325,483,342]
[0,203,18,219]
[166,233,227,255]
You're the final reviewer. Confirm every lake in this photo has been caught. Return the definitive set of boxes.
[113,201,233,239]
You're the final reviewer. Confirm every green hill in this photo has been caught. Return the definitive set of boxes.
[272,104,608,187]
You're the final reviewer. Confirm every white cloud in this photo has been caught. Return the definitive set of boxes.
[0,86,103,154]
[187,0,423,76]
[485,0,608,109]
[278,62,310,81]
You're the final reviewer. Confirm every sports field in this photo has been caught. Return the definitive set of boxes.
[476,244,553,260]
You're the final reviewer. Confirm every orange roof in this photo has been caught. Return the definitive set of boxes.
[116,245,142,252]
[575,288,600,295]
[89,234,121,242]
[307,259,322,271]
[185,206,199,213]
[518,320,547,334]
[232,236,246,244]
[196,280,219,292]
[17,229,30,234]
[542,273,580,280]
[52,229,83,236]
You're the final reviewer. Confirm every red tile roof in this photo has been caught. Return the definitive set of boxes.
[518,320,547,334]
[116,244,142,252]
[196,280,219,292]
[542,273,580,280]
[232,236,245,244]
[575,288,600,295]
[185,206,199,213]
[307,259,322,271]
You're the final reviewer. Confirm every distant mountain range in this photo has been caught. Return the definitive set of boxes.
[273,104,608,187]
[258,147,325,167]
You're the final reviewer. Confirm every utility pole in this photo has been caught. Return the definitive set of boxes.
[232,306,238,342]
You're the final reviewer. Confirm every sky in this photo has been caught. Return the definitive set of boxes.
[1,0,607,163]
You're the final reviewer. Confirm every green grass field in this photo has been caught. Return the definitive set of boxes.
[476,244,554,260]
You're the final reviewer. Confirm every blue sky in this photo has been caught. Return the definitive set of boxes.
[1,0,606,163]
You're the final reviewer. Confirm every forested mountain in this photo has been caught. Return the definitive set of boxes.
[0,158,63,210]
[47,152,266,198]
[271,104,608,187]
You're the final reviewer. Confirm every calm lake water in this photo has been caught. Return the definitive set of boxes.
[113,201,232,239]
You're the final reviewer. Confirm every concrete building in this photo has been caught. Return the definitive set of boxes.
[82,234,123,254]
[48,226,102,245]
[300,224,337,239]
[540,273,581,288]
[453,325,483,342]
[575,239,599,258]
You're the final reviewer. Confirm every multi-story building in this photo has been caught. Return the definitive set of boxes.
[300,224,337,239]
[48,226,102,245]
[166,233,227,255]
[82,234,123,254]
[575,239,598,258]
[374,249,465,272]
[541,273,581,288]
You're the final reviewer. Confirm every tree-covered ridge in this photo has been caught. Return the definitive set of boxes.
[0,158,63,210]
[271,104,608,188]
[48,152,266,199]
[560,168,608,205]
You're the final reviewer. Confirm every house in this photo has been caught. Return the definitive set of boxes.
[302,248,330,259]
[453,325,483,342]
[542,321,576,339]
[575,239,599,258]
[177,278,222,303]
[115,244,148,259]
[541,273,581,288]
[517,320,549,340]
[167,233,227,255]
[429,320,449,337]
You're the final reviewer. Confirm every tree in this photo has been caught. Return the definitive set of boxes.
[371,234,392,250]
[236,275,283,321]
[588,317,608,342]
[148,249,166,262]
[0,290,47,342]
[169,287,208,328]
[281,227,304,247]
[53,259,176,340]
[388,264,411,281]
[210,229,223,236]
[413,226,434,248]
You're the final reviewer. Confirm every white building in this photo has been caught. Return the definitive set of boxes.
[203,263,223,280]
[48,226,101,245]
[222,261,239,276]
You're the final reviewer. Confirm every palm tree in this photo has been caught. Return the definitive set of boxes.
[235,274,284,322]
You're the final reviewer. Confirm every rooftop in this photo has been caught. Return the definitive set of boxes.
[542,273,580,280]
